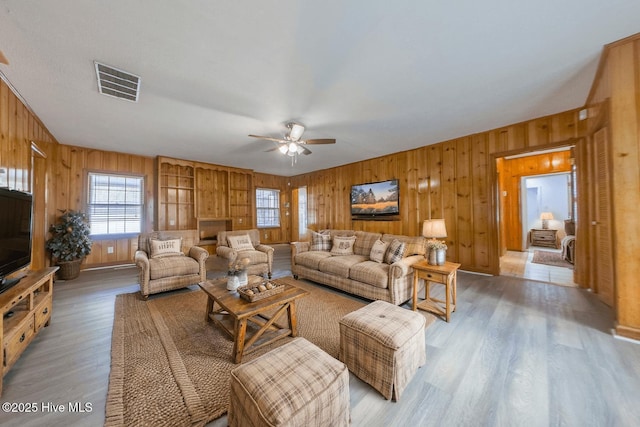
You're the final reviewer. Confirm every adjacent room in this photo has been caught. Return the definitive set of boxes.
[0,2,639,426]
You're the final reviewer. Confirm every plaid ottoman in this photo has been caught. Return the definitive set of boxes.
[228,337,350,427]
[339,300,426,401]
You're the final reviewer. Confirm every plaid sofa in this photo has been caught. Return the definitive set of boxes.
[291,230,426,305]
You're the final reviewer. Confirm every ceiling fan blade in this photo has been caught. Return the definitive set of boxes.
[264,146,281,152]
[248,134,288,143]
[301,146,312,155]
[304,138,336,145]
[0,50,8,65]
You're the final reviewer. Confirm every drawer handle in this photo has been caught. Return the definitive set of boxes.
[426,274,432,278]
[43,307,48,315]
[20,333,26,343]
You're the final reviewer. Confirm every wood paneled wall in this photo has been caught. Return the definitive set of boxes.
[498,150,572,252]
[584,33,640,340]
[1,75,157,270]
[253,172,291,244]
[49,145,155,267]
[0,77,57,271]
[290,110,580,275]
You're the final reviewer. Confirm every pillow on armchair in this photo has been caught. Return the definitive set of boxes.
[227,234,255,252]
[149,238,184,258]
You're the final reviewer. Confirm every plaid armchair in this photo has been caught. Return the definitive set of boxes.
[216,229,274,278]
[134,230,209,299]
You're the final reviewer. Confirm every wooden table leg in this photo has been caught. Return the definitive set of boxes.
[445,276,451,322]
[205,296,214,322]
[233,318,247,364]
[452,271,457,312]
[412,274,418,311]
[288,301,298,336]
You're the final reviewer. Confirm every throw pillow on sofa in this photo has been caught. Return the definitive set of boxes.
[369,239,389,263]
[384,239,405,264]
[228,234,255,252]
[310,230,332,251]
[331,235,356,256]
[149,238,183,258]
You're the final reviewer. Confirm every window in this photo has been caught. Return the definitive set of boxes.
[298,186,307,236]
[256,188,280,228]
[87,172,144,236]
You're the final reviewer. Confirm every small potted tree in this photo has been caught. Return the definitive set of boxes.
[45,210,93,280]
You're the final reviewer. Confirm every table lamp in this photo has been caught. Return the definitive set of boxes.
[422,219,447,265]
[540,212,553,229]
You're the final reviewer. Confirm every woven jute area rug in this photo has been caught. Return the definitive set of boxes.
[105,277,435,426]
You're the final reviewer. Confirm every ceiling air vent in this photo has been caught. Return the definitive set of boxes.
[94,61,140,102]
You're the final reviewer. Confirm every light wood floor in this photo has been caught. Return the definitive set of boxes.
[500,247,576,287]
[1,245,639,426]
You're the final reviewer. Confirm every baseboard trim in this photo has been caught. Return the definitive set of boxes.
[613,324,640,343]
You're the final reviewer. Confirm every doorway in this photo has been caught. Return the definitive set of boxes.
[496,148,576,286]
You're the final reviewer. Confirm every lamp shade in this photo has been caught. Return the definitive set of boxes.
[540,212,553,229]
[540,212,554,220]
[422,219,447,238]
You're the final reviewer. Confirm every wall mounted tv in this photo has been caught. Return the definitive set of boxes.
[350,179,400,220]
[0,188,33,294]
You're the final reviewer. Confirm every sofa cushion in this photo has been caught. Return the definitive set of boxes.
[295,251,332,270]
[149,256,199,280]
[331,236,356,256]
[318,255,367,278]
[354,231,383,257]
[384,239,405,264]
[382,234,426,256]
[310,230,332,251]
[369,239,389,263]
[349,261,390,289]
[236,249,268,265]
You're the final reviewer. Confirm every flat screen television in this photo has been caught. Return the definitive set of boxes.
[350,179,400,219]
[0,188,33,293]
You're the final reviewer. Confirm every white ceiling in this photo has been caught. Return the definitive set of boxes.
[1,1,639,176]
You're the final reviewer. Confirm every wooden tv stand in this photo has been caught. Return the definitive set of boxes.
[0,267,57,396]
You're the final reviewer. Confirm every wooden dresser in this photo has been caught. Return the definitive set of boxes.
[0,267,57,396]
[530,229,558,248]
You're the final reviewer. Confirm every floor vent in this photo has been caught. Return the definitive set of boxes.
[94,61,140,102]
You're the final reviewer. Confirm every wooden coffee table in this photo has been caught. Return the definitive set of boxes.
[199,276,309,363]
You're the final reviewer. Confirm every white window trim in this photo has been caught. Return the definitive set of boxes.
[87,171,144,238]
[256,188,280,228]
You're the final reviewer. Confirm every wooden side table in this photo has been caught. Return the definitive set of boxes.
[412,260,461,322]
[530,228,558,248]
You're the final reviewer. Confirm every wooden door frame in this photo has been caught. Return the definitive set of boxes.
[31,141,47,270]
[490,139,578,276]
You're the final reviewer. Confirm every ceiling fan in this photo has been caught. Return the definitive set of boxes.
[249,123,336,159]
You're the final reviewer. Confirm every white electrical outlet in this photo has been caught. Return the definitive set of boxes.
[107,246,114,254]
[169,220,175,226]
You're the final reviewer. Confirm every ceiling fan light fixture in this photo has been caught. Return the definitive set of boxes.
[278,145,288,154]
[287,123,305,141]
[288,142,298,153]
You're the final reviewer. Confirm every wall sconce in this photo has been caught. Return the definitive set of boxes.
[540,212,553,229]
